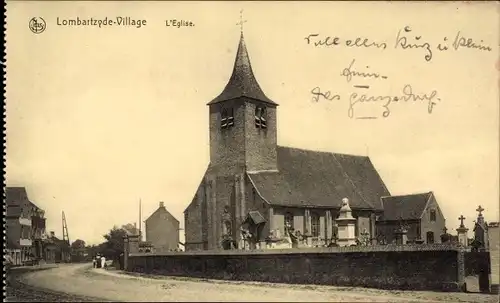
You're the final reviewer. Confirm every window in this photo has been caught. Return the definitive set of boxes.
[284,212,294,231]
[252,188,257,203]
[311,212,320,237]
[430,210,436,222]
[255,106,267,129]
[221,108,234,129]
[426,231,435,244]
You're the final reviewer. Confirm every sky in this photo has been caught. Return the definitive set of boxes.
[6,2,499,245]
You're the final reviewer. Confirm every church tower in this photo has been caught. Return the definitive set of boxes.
[207,32,279,176]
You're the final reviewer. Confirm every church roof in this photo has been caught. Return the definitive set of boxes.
[379,192,434,221]
[207,33,277,106]
[247,146,390,210]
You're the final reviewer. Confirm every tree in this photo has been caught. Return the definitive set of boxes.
[101,226,127,260]
[71,239,86,250]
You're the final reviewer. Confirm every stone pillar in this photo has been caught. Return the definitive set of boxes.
[304,209,311,235]
[336,198,357,247]
[488,222,499,294]
[456,228,469,247]
[370,213,377,245]
[319,215,325,245]
[234,174,241,241]
[205,178,213,249]
[211,179,218,249]
[268,207,275,233]
[123,236,129,270]
[326,210,332,244]
[394,228,408,245]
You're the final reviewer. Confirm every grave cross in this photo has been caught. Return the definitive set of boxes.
[458,215,466,227]
[443,226,448,234]
[236,9,247,34]
[476,205,484,216]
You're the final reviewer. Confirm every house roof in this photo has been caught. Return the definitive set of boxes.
[145,205,180,224]
[5,187,30,217]
[207,32,277,106]
[247,146,390,210]
[379,192,433,221]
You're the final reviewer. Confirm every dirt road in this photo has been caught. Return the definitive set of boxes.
[16,263,499,302]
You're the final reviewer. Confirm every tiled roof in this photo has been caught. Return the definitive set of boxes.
[207,33,277,106]
[379,192,433,221]
[247,146,390,210]
[145,205,180,224]
[5,187,30,217]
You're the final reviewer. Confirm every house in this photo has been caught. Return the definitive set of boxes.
[6,187,35,265]
[376,192,446,244]
[44,231,71,263]
[145,202,180,252]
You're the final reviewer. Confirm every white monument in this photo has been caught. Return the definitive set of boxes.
[336,198,357,247]
[456,215,469,247]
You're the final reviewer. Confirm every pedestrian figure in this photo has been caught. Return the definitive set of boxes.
[100,255,106,269]
[92,256,96,268]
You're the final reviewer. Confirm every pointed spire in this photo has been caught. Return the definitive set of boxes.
[207,31,277,106]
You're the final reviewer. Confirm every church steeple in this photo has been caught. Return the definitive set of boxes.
[207,32,278,106]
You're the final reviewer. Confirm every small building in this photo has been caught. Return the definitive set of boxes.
[145,202,180,252]
[44,231,71,263]
[376,192,446,244]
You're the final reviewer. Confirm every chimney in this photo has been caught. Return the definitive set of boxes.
[134,222,137,229]
[50,231,55,237]
[159,201,164,208]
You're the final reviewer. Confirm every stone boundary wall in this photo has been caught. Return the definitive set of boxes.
[130,243,465,256]
[127,244,466,291]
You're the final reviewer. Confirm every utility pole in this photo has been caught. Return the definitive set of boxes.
[139,199,142,241]
[62,211,70,245]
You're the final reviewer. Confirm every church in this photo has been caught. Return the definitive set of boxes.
[183,31,445,251]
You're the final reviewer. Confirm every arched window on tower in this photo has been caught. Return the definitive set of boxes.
[221,107,234,129]
[255,106,267,129]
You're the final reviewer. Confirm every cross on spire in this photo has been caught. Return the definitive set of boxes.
[236,9,247,34]
[458,215,466,227]
[476,205,484,216]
